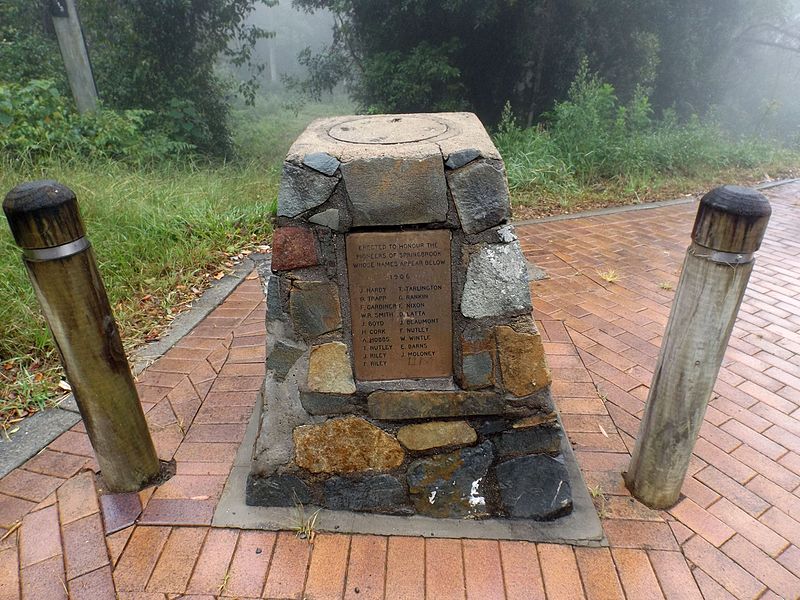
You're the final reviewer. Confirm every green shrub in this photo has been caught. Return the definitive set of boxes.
[495,63,793,195]
[0,80,191,163]
[493,102,579,196]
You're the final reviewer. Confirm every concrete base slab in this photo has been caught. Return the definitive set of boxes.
[215,398,605,545]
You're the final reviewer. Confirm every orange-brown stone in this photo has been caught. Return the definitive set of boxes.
[495,326,551,397]
[293,417,404,474]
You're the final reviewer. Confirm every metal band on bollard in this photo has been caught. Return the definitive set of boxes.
[688,242,754,265]
[22,237,91,262]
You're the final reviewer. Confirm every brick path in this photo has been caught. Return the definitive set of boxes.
[0,182,798,599]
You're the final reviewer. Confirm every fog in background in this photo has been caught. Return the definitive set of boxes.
[719,7,800,141]
[234,1,800,143]
[237,1,335,90]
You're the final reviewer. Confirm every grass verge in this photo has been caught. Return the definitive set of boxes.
[0,158,278,434]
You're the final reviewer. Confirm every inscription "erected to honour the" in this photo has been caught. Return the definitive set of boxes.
[346,230,453,381]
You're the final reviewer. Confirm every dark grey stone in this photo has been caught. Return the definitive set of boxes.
[368,390,505,420]
[505,387,556,414]
[252,358,323,476]
[246,473,312,507]
[496,454,573,520]
[492,425,562,460]
[447,161,510,234]
[341,155,448,226]
[300,391,360,415]
[324,474,411,515]
[266,340,306,380]
[308,208,341,230]
[289,281,341,340]
[277,162,340,218]
[303,152,340,176]
[266,275,287,321]
[461,241,532,319]
[461,352,494,389]
[406,441,494,518]
[476,419,510,436]
[445,148,481,169]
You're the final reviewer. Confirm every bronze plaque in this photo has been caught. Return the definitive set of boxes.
[346,230,453,381]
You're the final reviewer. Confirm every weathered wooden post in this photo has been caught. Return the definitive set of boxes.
[625,185,771,508]
[3,181,159,492]
[50,0,98,114]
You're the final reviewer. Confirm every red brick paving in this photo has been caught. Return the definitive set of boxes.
[0,186,799,598]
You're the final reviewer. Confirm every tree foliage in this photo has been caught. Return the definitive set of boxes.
[0,2,66,90]
[0,0,274,156]
[292,0,792,126]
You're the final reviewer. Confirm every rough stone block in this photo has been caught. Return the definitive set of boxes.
[293,417,405,474]
[491,424,562,460]
[496,326,551,397]
[341,155,448,226]
[246,473,312,506]
[496,454,573,520]
[271,227,319,271]
[289,281,341,340]
[368,390,504,420]
[461,352,494,389]
[460,327,496,354]
[476,419,510,436]
[266,275,287,321]
[445,148,481,170]
[308,208,342,231]
[303,151,340,176]
[307,342,356,394]
[496,224,517,243]
[461,241,532,318]
[324,474,411,515]
[407,441,494,518]
[447,160,510,234]
[300,391,360,416]
[396,421,477,451]
[266,340,306,381]
[512,412,558,429]
[277,162,340,218]
[252,358,321,477]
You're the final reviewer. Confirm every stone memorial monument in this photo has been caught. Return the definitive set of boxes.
[247,113,573,521]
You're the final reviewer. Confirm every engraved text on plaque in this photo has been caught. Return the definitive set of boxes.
[346,230,452,381]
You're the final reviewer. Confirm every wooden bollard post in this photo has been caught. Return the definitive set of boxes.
[3,181,159,492]
[625,185,771,509]
[50,0,98,114]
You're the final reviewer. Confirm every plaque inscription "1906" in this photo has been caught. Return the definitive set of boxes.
[346,229,453,381]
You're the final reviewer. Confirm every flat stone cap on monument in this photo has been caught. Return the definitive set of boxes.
[280,113,505,227]
[285,112,501,164]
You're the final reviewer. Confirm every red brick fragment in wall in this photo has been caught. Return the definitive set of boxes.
[272,226,319,271]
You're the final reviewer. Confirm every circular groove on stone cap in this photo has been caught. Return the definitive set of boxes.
[328,115,449,144]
